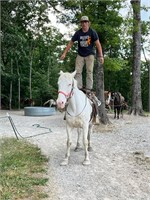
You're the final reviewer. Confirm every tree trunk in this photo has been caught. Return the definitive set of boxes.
[9,81,12,110]
[9,59,13,110]
[0,56,1,110]
[149,62,150,112]
[16,59,20,110]
[95,52,110,124]
[29,55,33,100]
[129,0,144,115]
[48,47,51,85]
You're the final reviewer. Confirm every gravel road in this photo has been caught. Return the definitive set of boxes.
[0,110,150,200]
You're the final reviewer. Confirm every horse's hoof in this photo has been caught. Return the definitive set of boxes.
[60,159,68,166]
[74,147,82,152]
[88,146,93,152]
[83,160,91,166]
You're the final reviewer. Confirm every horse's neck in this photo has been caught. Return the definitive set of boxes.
[115,92,121,103]
[107,92,111,104]
[67,88,86,114]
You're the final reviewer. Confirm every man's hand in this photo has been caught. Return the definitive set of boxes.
[60,53,66,60]
[100,57,104,64]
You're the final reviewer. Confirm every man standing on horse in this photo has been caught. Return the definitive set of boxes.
[60,16,104,91]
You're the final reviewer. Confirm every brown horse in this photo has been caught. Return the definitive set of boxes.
[20,98,35,107]
[104,91,128,118]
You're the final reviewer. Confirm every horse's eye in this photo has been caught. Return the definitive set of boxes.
[68,84,72,86]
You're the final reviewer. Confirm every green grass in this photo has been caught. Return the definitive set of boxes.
[0,137,49,200]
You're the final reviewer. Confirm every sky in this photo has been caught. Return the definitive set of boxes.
[121,0,150,21]
[141,0,150,21]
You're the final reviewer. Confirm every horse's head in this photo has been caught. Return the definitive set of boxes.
[105,91,112,105]
[111,92,115,100]
[56,70,77,110]
[111,92,124,104]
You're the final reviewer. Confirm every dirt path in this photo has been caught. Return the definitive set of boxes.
[0,110,150,200]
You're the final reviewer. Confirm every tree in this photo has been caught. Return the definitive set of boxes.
[129,0,144,115]
[2,0,149,113]
[1,1,63,109]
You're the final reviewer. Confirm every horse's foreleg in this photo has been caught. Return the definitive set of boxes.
[87,123,93,152]
[114,108,116,119]
[74,128,82,152]
[60,126,73,166]
[82,127,90,166]
[117,107,120,119]
[121,106,123,118]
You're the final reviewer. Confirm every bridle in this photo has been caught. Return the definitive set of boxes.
[58,80,74,100]
[58,79,88,117]
[58,90,73,100]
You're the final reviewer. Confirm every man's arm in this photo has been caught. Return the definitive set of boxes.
[60,40,74,60]
[95,39,104,64]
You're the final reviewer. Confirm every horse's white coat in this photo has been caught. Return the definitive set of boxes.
[43,99,56,107]
[56,71,93,166]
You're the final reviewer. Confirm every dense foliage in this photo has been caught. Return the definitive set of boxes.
[1,1,64,108]
[1,0,149,111]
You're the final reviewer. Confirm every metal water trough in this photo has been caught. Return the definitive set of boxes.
[24,107,56,116]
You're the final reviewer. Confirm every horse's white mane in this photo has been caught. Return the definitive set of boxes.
[72,77,77,88]
[59,70,77,88]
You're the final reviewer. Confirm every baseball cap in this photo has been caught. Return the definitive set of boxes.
[80,16,89,22]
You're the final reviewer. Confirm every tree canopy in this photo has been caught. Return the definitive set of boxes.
[1,0,149,113]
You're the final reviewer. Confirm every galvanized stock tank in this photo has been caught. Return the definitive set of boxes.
[24,107,56,116]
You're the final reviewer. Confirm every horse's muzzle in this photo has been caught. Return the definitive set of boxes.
[56,99,66,110]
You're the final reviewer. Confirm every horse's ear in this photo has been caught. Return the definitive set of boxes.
[72,70,76,78]
[59,70,63,75]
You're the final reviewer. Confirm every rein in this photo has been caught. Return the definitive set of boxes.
[66,94,88,117]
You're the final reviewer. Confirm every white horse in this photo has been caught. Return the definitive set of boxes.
[56,70,94,166]
[43,99,56,107]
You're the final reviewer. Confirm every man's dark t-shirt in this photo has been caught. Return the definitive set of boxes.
[71,28,99,57]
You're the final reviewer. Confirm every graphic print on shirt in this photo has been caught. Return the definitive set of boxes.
[80,35,91,47]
